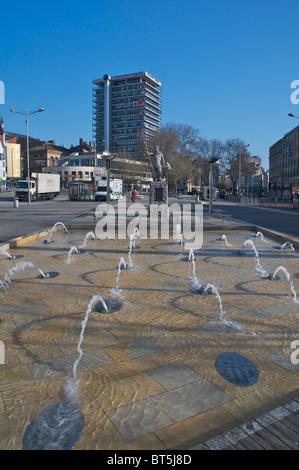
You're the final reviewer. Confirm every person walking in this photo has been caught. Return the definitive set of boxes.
[131,189,137,202]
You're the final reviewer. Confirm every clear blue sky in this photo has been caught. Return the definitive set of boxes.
[1,0,299,169]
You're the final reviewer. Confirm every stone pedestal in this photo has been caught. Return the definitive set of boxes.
[149,181,169,217]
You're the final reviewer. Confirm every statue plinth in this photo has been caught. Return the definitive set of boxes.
[149,181,169,217]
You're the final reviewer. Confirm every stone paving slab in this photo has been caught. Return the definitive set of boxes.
[0,226,298,450]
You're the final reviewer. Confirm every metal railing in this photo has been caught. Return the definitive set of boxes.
[240,196,298,209]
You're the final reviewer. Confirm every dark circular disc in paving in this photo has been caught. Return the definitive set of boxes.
[180,256,194,262]
[23,402,84,450]
[267,273,280,281]
[191,284,213,295]
[116,263,134,270]
[95,298,122,314]
[37,271,59,279]
[125,263,134,270]
[215,352,259,387]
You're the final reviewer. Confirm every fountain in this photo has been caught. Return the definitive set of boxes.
[255,231,268,242]
[175,223,184,251]
[126,228,141,268]
[115,257,127,291]
[78,231,96,249]
[204,283,255,335]
[64,295,108,403]
[189,250,212,295]
[220,234,232,247]
[280,241,295,252]
[65,246,79,264]
[271,266,299,304]
[0,261,48,299]
[238,239,271,279]
[127,235,136,269]
[44,222,69,244]
[0,247,14,260]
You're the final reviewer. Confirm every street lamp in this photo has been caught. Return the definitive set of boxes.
[288,113,299,119]
[101,151,116,203]
[10,107,44,206]
[205,156,219,214]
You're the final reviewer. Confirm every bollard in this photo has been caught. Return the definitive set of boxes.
[14,197,19,208]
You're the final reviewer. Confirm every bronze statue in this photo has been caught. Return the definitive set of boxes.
[152,145,166,181]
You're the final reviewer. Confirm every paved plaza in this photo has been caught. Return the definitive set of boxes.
[0,214,298,450]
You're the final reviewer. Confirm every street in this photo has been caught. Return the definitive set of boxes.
[212,200,299,238]
[0,192,298,244]
[0,190,99,243]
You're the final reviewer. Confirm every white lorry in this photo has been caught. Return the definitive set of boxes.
[94,178,123,201]
[15,173,60,201]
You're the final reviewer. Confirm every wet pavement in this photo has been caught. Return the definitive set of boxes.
[0,218,298,450]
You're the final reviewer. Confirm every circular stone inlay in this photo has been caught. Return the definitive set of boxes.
[95,298,122,314]
[23,402,84,450]
[37,271,60,279]
[191,284,213,295]
[215,352,259,387]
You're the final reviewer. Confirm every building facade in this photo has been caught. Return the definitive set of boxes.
[45,150,153,193]
[92,72,161,159]
[241,156,269,196]
[5,142,21,178]
[269,125,299,199]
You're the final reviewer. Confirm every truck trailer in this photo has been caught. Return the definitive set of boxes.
[15,173,60,201]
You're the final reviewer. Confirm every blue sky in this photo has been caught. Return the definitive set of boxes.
[1,0,299,169]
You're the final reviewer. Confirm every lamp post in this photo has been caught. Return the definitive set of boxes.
[10,107,44,206]
[102,151,116,203]
[206,156,219,214]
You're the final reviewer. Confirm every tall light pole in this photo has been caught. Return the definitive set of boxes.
[206,155,219,214]
[102,151,116,203]
[10,107,44,206]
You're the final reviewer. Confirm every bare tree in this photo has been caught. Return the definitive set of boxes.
[220,139,251,195]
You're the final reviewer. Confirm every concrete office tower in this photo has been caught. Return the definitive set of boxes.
[93,71,161,159]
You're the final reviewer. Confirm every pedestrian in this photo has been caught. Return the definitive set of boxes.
[131,189,137,202]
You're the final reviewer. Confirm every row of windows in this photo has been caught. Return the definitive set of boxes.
[112,122,144,134]
[113,78,141,86]
[113,140,143,147]
[112,109,143,117]
[111,115,160,128]
[66,159,98,166]
[112,84,144,92]
[112,90,146,99]
[112,134,141,141]
[112,116,143,124]
[93,106,161,120]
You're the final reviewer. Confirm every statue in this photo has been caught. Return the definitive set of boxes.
[152,145,166,181]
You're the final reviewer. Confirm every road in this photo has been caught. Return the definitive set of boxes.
[0,192,298,244]
[212,200,299,238]
[0,191,99,243]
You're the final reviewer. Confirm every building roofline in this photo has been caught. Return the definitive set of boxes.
[93,71,161,87]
